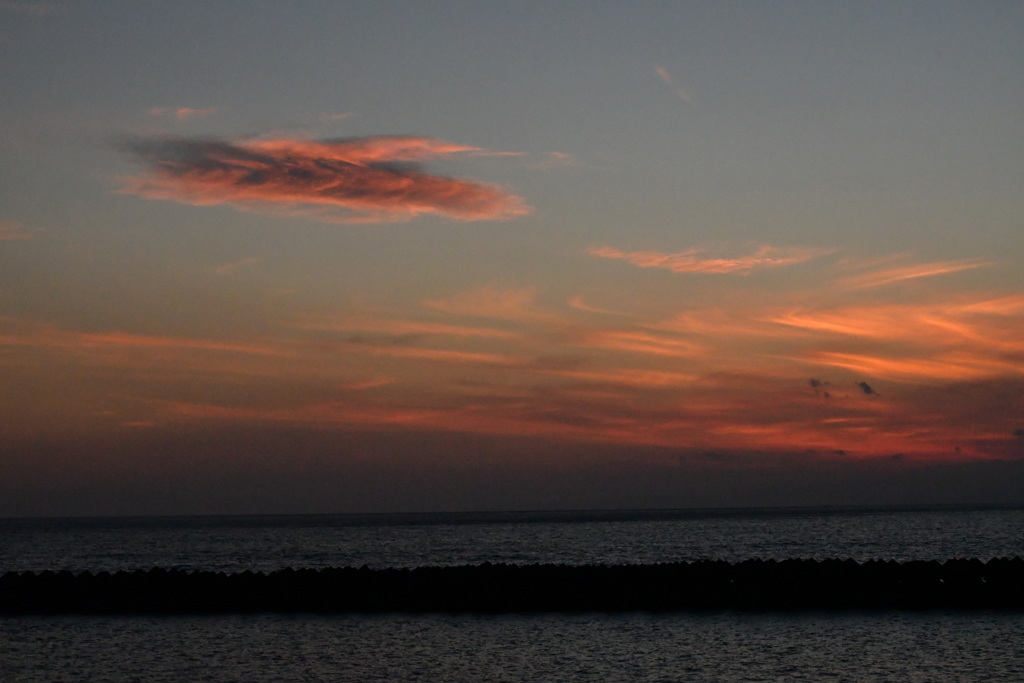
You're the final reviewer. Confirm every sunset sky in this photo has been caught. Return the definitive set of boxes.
[2,1,1022,516]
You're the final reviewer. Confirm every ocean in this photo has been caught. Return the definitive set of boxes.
[2,505,1023,681]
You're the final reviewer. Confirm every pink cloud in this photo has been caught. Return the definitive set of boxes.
[588,244,834,274]
[120,135,530,223]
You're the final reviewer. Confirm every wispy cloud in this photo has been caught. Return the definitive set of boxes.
[120,135,531,223]
[810,351,1024,383]
[567,295,629,316]
[293,316,518,340]
[840,258,991,289]
[575,329,703,358]
[0,320,287,362]
[343,377,395,391]
[59,329,281,356]
[588,244,834,274]
[337,341,517,366]
[148,107,218,121]
[425,286,540,319]
[532,151,578,169]
[772,297,1024,351]
[653,65,692,103]
[543,367,699,389]
[214,257,260,275]
[958,295,1024,316]
[0,220,32,240]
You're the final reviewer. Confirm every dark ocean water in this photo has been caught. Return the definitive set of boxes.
[2,505,1022,573]
[2,505,1023,681]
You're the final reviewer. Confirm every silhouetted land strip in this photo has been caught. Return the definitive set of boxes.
[2,558,1022,614]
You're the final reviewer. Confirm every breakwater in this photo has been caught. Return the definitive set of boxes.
[2,558,1022,614]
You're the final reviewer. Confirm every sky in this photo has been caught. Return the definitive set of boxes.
[1,1,1022,516]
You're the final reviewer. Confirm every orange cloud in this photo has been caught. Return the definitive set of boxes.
[575,329,703,358]
[566,296,629,316]
[958,295,1024,315]
[772,297,1024,352]
[338,341,518,366]
[343,377,395,391]
[809,351,1024,382]
[0,320,286,368]
[544,367,699,389]
[6,259,1020,463]
[588,244,834,274]
[840,258,991,289]
[120,135,530,223]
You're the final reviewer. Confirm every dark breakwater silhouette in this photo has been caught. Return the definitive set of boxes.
[2,558,1022,614]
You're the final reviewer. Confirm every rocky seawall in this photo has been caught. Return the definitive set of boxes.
[2,558,1022,614]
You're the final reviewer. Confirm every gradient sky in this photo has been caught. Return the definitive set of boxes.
[1,1,1022,516]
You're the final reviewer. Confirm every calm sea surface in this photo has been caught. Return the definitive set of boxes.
[2,505,1022,573]
[3,505,1023,681]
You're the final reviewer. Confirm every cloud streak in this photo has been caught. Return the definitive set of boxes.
[120,135,530,223]
[0,322,282,357]
[840,258,991,289]
[588,244,834,274]
[654,65,692,103]
[148,107,218,121]
[772,297,1024,351]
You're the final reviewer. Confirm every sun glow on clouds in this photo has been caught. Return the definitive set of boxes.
[588,244,836,274]
[839,258,991,289]
[4,254,1021,461]
[120,135,530,223]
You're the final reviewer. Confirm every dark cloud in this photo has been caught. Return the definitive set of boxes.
[856,381,877,396]
[809,378,831,398]
[119,135,530,223]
